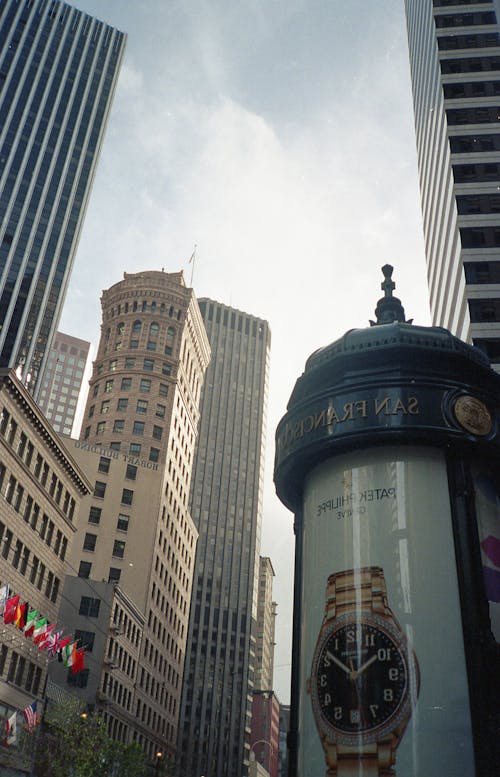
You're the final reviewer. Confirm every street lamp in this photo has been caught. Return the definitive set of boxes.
[154,750,163,777]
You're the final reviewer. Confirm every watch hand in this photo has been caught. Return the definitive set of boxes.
[325,650,351,676]
[352,654,378,680]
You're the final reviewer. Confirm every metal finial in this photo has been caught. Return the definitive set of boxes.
[370,265,413,326]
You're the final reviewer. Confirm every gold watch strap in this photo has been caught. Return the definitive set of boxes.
[324,566,390,621]
[325,741,396,777]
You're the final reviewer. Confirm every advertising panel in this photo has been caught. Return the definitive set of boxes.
[472,461,500,643]
[299,446,474,777]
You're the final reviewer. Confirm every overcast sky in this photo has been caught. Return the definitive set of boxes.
[60,0,431,704]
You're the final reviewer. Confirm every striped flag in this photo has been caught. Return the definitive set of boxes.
[23,701,38,731]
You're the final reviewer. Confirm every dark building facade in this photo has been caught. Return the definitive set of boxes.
[405,0,500,372]
[0,0,125,392]
[178,300,271,777]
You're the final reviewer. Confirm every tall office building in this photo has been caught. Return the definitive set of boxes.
[178,300,271,777]
[254,556,277,692]
[37,330,90,436]
[49,271,210,760]
[0,0,125,392]
[405,0,500,372]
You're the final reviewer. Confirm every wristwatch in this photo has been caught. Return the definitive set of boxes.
[309,567,419,777]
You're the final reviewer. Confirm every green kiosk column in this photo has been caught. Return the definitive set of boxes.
[274,267,499,777]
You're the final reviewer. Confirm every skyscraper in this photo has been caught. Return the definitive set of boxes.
[37,330,90,436]
[0,0,125,392]
[178,300,271,777]
[254,556,277,692]
[405,0,500,372]
[49,270,210,760]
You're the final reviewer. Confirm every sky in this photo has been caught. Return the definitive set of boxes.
[60,0,431,704]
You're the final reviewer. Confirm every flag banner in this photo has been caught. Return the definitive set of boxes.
[14,601,28,630]
[32,616,48,643]
[0,584,9,615]
[23,701,38,731]
[57,636,72,662]
[35,623,54,649]
[71,648,85,675]
[63,642,76,667]
[3,595,20,624]
[24,609,38,637]
[5,711,17,746]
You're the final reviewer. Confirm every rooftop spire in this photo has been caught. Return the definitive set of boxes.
[370,264,412,326]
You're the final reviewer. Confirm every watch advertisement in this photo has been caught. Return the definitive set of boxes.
[472,461,500,643]
[300,446,475,777]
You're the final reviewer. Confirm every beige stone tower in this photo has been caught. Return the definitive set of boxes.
[50,271,210,761]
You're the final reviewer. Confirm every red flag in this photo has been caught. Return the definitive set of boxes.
[3,595,20,624]
[71,647,85,674]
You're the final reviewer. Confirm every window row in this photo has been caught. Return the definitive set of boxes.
[92,377,169,397]
[435,12,496,28]
[107,300,183,319]
[450,134,500,154]
[90,398,166,418]
[469,297,500,322]
[460,225,500,247]
[453,161,500,181]
[437,33,500,50]
[0,410,75,519]
[85,419,164,440]
[93,481,134,505]
[446,106,500,125]
[107,636,136,679]
[0,524,61,603]
[473,337,500,361]
[440,55,500,75]
[112,603,141,648]
[98,355,174,374]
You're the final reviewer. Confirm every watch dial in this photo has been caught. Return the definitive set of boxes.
[314,622,408,734]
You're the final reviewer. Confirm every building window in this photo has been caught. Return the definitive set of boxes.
[139,379,151,393]
[143,358,154,371]
[113,540,126,558]
[469,298,500,322]
[150,322,159,337]
[121,489,134,506]
[105,380,114,393]
[129,339,139,349]
[109,567,121,583]
[79,596,101,617]
[162,363,172,376]
[136,399,148,414]
[149,447,160,462]
[147,341,157,351]
[117,514,129,532]
[117,398,128,411]
[159,383,168,397]
[89,405,95,418]
[124,357,135,369]
[100,400,110,414]
[98,456,111,474]
[155,404,166,418]
[78,561,92,579]
[110,442,121,452]
[113,420,125,433]
[96,421,105,435]
[75,629,95,653]
[109,359,118,371]
[83,533,97,552]
[153,425,163,440]
[121,378,132,391]
[94,481,107,498]
[129,443,141,456]
[133,421,145,435]
[67,669,89,688]
[125,464,137,481]
[132,320,142,333]
[89,507,102,525]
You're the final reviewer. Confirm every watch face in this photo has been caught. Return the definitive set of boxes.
[310,613,417,745]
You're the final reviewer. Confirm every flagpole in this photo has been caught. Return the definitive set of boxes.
[189,244,197,287]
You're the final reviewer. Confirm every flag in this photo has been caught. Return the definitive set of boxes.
[46,631,63,658]
[0,584,9,616]
[14,601,28,630]
[23,701,38,731]
[3,595,20,624]
[62,641,76,667]
[5,711,17,746]
[57,636,72,662]
[31,616,48,643]
[71,647,85,675]
[35,623,54,649]
[24,609,38,638]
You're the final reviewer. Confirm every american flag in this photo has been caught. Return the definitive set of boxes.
[23,701,38,730]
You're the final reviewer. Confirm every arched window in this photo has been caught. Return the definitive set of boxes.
[169,306,174,318]
[117,322,125,335]
[133,301,138,312]
[132,320,142,334]
[150,322,159,337]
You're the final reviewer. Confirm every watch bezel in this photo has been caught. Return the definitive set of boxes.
[309,610,419,747]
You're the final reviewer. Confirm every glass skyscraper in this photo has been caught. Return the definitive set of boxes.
[178,299,271,777]
[0,0,125,392]
[405,0,500,372]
